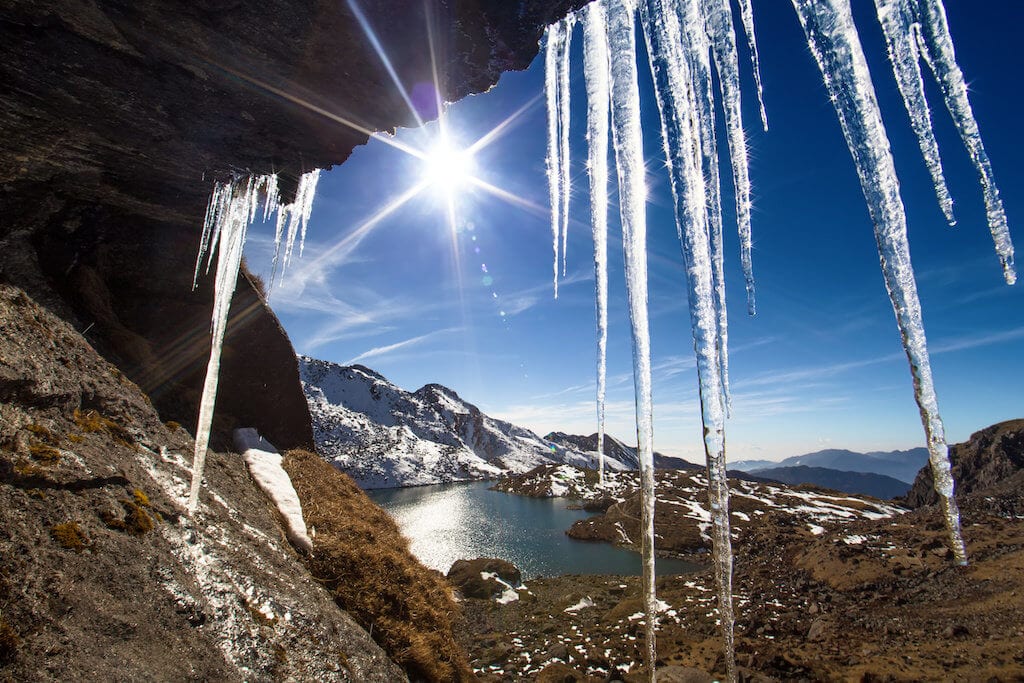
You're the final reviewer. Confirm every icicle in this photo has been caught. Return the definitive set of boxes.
[873,0,955,225]
[188,171,320,512]
[545,23,565,298]
[270,170,322,286]
[558,15,576,278]
[702,0,757,316]
[914,0,1016,285]
[582,2,611,485]
[641,0,735,679]
[188,176,266,513]
[677,0,732,411]
[791,0,967,564]
[605,0,658,676]
[735,0,768,131]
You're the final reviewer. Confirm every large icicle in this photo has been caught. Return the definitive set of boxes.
[544,23,564,297]
[873,0,955,226]
[604,0,658,676]
[914,0,1016,284]
[582,2,611,484]
[702,0,757,315]
[678,0,732,411]
[642,0,735,679]
[791,0,967,564]
[558,16,576,278]
[188,171,321,512]
[188,175,273,513]
[735,0,768,131]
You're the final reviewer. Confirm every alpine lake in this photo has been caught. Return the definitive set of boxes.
[369,480,700,579]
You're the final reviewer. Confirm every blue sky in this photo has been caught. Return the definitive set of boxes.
[244,1,1023,464]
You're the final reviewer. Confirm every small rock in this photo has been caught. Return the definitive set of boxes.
[807,617,828,641]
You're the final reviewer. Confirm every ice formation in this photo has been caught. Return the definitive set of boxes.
[603,0,658,674]
[188,171,321,513]
[790,0,969,563]
[581,1,611,483]
[546,0,1013,678]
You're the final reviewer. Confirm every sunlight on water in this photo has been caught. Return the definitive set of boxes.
[370,481,699,579]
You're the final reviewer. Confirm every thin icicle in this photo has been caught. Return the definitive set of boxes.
[582,2,611,484]
[677,0,732,411]
[558,16,576,278]
[641,0,735,679]
[735,0,768,131]
[605,0,658,677]
[873,0,955,225]
[702,0,757,315]
[271,170,322,286]
[188,176,268,513]
[791,0,967,564]
[545,23,565,298]
[914,0,1016,284]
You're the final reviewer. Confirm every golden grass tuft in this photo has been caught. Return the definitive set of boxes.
[73,409,135,447]
[282,449,472,682]
[51,522,88,552]
[132,489,150,507]
[28,440,61,464]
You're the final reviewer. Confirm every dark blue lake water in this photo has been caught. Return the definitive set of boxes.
[369,480,700,579]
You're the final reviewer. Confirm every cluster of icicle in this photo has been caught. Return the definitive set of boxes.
[187,170,320,513]
[544,0,1014,679]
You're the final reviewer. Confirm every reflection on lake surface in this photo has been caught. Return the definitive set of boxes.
[369,480,700,579]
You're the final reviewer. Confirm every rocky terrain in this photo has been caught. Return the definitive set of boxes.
[462,443,1024,681]
[0,284,403,681]
[300,356,633,488]
[904,418,1024,508]
[495,464,904,558]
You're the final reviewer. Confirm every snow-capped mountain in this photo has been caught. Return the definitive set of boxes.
[299,356,631,488]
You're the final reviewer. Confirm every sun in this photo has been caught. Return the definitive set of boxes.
[421,136,475,197]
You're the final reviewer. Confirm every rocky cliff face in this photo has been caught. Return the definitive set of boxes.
[0,0,584,453]
[904,419,1024,508]
[0,283,403,680]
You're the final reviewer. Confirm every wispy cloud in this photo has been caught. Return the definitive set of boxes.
[930,326,1024,354]
[345,327,461,365]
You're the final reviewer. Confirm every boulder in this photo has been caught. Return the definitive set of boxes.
[447,557,521,599]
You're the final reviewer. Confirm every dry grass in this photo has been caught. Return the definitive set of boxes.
[282,449,472,682]
[72,409,134,447]
[51,522,88,552]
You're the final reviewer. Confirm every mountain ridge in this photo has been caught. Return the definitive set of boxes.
[300,356,633,488]
[732,446,929,484]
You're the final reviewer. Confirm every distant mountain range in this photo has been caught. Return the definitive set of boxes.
[752,465,911,499]
[300,357,635,488]
[731,447,929,484]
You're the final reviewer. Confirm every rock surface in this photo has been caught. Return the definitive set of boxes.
[448,558,523,599]
[904,418,1024,508]
[0,283,402,681]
